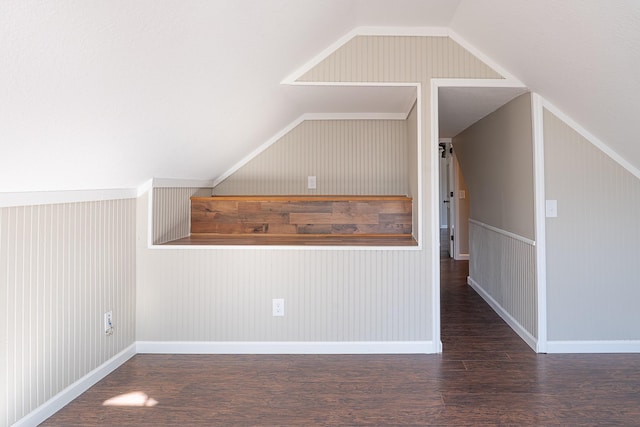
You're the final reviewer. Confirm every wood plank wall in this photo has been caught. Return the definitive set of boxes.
[191,196,412,236]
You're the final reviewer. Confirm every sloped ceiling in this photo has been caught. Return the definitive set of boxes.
[451,0,640,172]
[1,0,639,193]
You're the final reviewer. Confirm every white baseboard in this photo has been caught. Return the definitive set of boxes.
[14,343,136,427]
[136,340,437,354]
[547,340,640,353]
[467,276,538,352]
[455,253,469,260]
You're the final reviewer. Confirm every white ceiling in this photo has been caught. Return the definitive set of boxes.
[1,0,639,193]
[439,87,528,138]
[451,0,640,172]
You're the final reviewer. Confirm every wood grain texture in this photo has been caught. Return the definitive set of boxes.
[41,252,640,426]
[191,195,413,236]
[164,234,418,246]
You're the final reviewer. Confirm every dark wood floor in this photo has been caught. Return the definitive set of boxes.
[42,250,640,425]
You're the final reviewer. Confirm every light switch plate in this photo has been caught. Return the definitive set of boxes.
[307,176,316,189]
[546,200,558,217]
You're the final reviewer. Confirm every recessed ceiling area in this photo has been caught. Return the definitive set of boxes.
[438,87,529,138]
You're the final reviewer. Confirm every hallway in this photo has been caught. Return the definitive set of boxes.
[41,254,640,426]
[440,250,533,358]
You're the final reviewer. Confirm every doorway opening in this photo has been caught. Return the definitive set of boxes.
[434,84,542,353]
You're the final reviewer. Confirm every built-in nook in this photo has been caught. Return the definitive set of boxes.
[163,194,417,246]
[158,103,420,247]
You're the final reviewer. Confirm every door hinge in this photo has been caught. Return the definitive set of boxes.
[451,235,454,241]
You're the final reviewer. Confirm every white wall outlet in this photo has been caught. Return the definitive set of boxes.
[546,199,558,218]
[104,311,114,336]
[272,298,284,317]
[307,175,316,190]
[458,190,466,199]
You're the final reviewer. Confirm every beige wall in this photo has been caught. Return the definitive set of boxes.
[453,92,537,342]
[544,109,640,341]
[138,190,430,342]
[406,102,419,238]
[453,151,470,255]
[153,187,211,244]
[136,35,502,346]
[454,93,534,240]
[0,199,136,427]
[214,120,409,196]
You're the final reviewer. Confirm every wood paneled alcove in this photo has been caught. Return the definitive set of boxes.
[165,195,417,246]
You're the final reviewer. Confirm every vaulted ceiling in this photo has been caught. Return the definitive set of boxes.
[2,0,638,193]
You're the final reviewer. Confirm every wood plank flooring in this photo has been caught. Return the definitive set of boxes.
[42,254,640,426]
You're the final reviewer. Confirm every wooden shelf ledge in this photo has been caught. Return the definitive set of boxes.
[164,234,418,246]
[190,195,413,237]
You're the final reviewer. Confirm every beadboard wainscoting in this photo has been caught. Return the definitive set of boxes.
[213,119,410,196]
[1,198,136,427]
[152,187,212,245]
[139,190,431,344]
[468,219,537,349]
[543,108,640,343]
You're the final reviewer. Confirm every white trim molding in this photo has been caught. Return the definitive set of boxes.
[211,87,420,189]
[430,80,442,353]
[301,112,408,121]
[149,244,422,252]
[211,115,306,188]
[468,277,538,352]
[281,26,449,85]
[151,178,215,188]
[547,341,640,354]
[430,78,527,355]
[531,93,548,353]
[542,100,640,181]
[468,218,536,246]
[0,188,137,208]
[447,29,522,84]
[12,344,136,427]
[281,26,523,86]
[136,341,438,355]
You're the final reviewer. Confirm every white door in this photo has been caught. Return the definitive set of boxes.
[445,146,455,258]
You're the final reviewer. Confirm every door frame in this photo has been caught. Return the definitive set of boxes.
[430,79,548,354]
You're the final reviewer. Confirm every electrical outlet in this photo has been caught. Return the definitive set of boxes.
[104,311,114,336]
[272,298,284,317]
